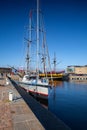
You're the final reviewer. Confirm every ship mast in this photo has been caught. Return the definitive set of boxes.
[26,39,29,74]
[36,0,39,78]
[53,52,56,72]
[26,10,32,74]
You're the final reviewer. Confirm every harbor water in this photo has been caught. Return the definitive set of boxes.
[48,81,87,130]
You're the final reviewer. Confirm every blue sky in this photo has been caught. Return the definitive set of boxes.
[0,0,87,71]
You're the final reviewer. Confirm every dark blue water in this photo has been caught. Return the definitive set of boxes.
[48,81,87,130]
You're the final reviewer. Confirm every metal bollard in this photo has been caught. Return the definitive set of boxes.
[9,91,13,101]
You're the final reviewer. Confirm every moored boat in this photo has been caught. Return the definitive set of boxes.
[18,74,50,99]
[17,0,52,100]
[39,71,65,80]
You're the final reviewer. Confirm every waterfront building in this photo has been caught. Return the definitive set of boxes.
[0,67,12,74]
[67,65,87,80]
[67,65,87,74]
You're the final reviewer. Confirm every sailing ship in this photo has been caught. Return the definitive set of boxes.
[17,0,52,99]
[39,53,65,80]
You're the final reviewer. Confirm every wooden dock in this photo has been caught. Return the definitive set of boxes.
[0,75,71,130]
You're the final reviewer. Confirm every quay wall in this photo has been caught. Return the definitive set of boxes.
[69,74,87,81]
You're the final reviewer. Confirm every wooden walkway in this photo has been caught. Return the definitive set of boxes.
[0,75,71,130]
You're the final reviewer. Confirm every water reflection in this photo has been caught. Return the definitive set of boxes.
[70,80,87,85]
[36,97,48,109]
[48,81,87,130]
[29,81,87,130]
[50,80,64,87]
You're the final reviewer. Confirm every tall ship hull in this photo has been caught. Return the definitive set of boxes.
[39,73,64,80]
[39,70,65,80]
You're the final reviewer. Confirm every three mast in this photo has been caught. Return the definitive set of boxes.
[26,0,48,76]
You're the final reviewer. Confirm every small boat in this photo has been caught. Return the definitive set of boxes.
[17,0,52,100]
[18,74,49,99]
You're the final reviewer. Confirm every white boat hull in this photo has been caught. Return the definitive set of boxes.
[18,81,48,99]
